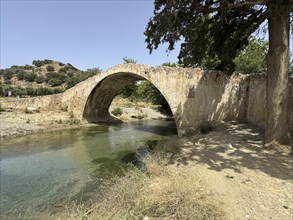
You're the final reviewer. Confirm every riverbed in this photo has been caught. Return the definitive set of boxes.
[0,120,177,219]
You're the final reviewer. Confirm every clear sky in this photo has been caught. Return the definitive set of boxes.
[1,1,292,71]
[1,0,180,70]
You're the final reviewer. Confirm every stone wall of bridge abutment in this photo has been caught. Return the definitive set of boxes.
[246,75,293,137]
[2,64,291,137]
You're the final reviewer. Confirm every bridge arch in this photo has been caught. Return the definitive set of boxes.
[82,71,176,125]
[59,63,250,136]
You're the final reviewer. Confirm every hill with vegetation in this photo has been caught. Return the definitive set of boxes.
[0,59,101,97]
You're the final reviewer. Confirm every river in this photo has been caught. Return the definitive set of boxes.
[0,120,177,219]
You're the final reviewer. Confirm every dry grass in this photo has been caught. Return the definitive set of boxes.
[58,143,225,220]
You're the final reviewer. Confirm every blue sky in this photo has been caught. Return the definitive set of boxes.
[1,0,180,70]
[1,1,292,71]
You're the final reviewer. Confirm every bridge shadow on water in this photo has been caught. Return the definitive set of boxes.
[131,120,178,136]
[167,121,293,181]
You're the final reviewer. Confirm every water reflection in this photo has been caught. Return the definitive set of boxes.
[0,120,176,219]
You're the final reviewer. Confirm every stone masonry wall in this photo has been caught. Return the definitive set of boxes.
[246,75,293,137]
[2,64,291,137]
[0,93,63,111]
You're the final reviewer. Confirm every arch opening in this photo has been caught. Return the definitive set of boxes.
[82,72,177,132]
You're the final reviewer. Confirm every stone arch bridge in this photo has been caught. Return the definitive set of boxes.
[1,64,293,136]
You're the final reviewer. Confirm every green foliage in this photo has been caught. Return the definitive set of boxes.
[22,65,33,70]
[162,62,178,67]
[46,65,55,72]
[85,67,102,77]
[44,59,53,64]
[123,57,137,64]
[118,80,172,115]
[52,88,63,94]
[234,37,268,74]
[48,78,63,87]
[65,77,80,89]
[58,67,67,73]
[3,69,14,80]
[119,82,137,98]
[32,60,44,67]
[45,72,67,84]
[145,1,271,74]
[24,73,37,82]
[35,75,45,84]
[1,60,102,97]
[111,107,123,116]
[67,72,74,77]
[16,72,25,80]
[4,79,12,85]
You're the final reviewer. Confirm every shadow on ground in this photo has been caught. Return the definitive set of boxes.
[168,121,293,181]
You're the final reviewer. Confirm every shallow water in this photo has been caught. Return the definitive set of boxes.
[0,120,177,219]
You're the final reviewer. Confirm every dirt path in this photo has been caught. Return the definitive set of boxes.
[170,122,293,220]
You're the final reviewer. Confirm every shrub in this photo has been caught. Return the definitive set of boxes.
[32,60,43,67]
[58,62,65,66]
[26,87,36,96]
[66,77,80,89]
[4,79,12,85]
[67,72,74,77]
[21,65,33,70]
[46,65,55,72]
[12,86,26,97]
[44,59,53,64]
[35,75,45,84]
[53,88,63,94]
[2,85,13,96]
[0,69,4,76]
[3,69,14,80]
[111,107,123,116]
[48,78,63,87]
[16,72,25,80]
[58,67,67,73]
[45,72,67,83]
[24,73,37,82]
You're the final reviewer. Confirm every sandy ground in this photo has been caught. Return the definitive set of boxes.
[0,110,83,141]
[170,121,293,220]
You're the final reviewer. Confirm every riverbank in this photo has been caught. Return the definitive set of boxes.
[1,98,292,219]
[0,100,168,141]
[58,121,293,220]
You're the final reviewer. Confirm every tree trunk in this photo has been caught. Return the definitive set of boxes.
[266,0,291,144]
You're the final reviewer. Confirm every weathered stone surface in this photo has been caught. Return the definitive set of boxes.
[246,74,293,137]
[1,64,292,136]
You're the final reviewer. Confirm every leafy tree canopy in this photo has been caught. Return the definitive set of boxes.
[145,0,292,74]
[123,57,137,64]
[234,37,268,74]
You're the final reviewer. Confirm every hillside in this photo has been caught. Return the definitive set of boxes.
[0,59,101,97]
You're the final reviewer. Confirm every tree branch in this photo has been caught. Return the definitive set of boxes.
[227,0,269,9]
